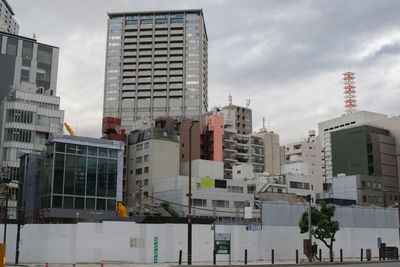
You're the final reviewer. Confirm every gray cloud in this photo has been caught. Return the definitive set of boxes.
[10,0,400,144]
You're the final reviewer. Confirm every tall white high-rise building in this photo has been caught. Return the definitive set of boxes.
[0,0,19,34]
[103,9,208,130]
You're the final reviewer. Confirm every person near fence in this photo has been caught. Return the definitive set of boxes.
[312,242,318,261]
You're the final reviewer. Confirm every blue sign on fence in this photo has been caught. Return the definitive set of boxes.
[246,225,263,231]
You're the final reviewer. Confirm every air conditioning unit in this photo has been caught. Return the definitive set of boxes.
[36,87,44,94]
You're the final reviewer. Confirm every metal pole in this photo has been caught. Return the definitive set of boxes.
[319,248,321,262]
[213,222,216,251]
[187,121,196,265]
[271,249,274,264]
[15,179,23,264]
[307,195,312,262]
[3,186,8,244]
[394,154,400,245]
[340,248,343,262]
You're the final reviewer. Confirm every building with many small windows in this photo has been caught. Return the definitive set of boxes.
[0,81,64,219]
[103,9,208,130]
[318,110,388,185]
[0,30,62,219]
[126,127,179,209]
[41,135,124,221]
[221,104,252,135]
[0,32,59,102]
[282,130,323,194]
[330,125,397,207]
[0,0,19,34]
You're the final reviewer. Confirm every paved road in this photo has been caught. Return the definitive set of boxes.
[7,260,399,267]
[167,261,400,267]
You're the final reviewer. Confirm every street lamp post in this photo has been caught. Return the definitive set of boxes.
[15,179,23,264]
[394,154,400,245]
[3,186,7,244]
[187,120,197,265]
[307,194,312,262]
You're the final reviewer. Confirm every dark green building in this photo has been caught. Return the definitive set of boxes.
[331,125,397,206]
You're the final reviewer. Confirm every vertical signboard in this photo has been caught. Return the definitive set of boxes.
[215,233,231,254]
[154,236,158,263]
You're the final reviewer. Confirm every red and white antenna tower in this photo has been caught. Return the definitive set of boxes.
[343,72,357,115]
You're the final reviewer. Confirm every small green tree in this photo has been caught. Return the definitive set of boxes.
[299,201,339,262]
[160,202,179,217]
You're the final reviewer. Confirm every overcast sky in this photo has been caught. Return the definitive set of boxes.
[10,0,400,145]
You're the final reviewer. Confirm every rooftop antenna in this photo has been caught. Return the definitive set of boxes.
[343,72,357,115]
[246,99,250,108]
[262,117,268,132]
[228,92,232,106]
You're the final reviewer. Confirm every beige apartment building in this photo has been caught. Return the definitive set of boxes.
[254,129,284,175]
[283,130,323,194]
[126,127,179,208]
[221,104,252,135]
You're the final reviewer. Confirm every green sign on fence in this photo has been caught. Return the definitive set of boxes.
[215,240,231,254]
[154,236,158,263]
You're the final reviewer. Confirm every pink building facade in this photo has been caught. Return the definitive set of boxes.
[200,115,224,162]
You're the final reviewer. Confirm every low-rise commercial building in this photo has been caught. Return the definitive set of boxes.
[153,175,257,223]
[41,135,124,221]
[321,174,384,207]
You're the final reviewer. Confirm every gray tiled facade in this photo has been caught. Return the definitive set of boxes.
[103,9,208,130]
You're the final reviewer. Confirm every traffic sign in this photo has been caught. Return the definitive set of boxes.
[215,240,230,254]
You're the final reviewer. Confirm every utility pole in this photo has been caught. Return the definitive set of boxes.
[394,154,400,245]
[1,170,10,245]
[187,120,197,265]
[3,187,7,244]
[15,179,23,264]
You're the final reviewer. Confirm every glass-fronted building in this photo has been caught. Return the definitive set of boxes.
[42,135,124,220]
